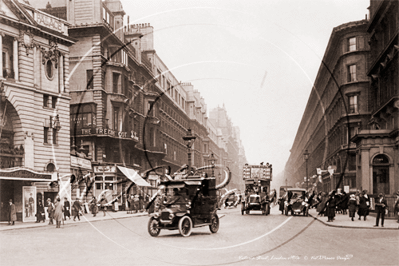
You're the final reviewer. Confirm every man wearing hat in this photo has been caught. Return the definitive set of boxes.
[374,193,387,227]
[8,199,16,225]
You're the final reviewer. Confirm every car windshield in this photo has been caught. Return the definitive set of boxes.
[249,196,260,203]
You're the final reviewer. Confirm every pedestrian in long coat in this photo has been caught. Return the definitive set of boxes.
[63,197,71,220]
[47,198,54,225]
[337,192,349,215]
[278,197,285,214]
[72,198,81,221]
[325,191,337,222]
[358,192,369,221]
[90,196,98,217]
[317,192,327,216]
[8,199,16,225]
[99,195,108,216]
[394,192,399,223]
[36,200,45,223]
[348,194,357,221]
[53,198,63,228]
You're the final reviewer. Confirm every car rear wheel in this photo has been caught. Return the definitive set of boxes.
[178,216,193,237]
[148,217,160,237]
[209,214,219,233]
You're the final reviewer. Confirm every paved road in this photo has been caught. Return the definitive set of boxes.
[0,207,398,266]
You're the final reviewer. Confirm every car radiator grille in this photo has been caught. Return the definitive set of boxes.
[161,212,170,220]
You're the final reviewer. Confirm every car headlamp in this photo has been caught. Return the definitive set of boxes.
[168,213,174,220]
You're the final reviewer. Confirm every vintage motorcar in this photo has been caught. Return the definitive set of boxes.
[241,194,270,215]
[147,165,231,237]
[284,188,308,216]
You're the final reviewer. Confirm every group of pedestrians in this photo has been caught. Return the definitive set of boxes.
[311,189,399,228]
[123,193,147,214]
[88,195,108,217]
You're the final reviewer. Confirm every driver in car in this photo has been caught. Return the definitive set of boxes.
[165,188,185,206]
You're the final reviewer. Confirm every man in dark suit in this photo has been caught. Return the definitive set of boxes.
[72,198,81,221]
[374,193,388,227]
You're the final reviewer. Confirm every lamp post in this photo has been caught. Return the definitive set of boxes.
[182,128,196,173]
[209,153,216,177]
[303,149,309,191]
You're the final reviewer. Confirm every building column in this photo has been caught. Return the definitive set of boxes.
[13,38,18,81]
[0,33,3,78]
[61,55,64,92]
[33,46,36,86]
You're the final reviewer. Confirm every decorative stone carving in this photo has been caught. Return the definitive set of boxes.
[20,30,35,56]
[40,41,60,68]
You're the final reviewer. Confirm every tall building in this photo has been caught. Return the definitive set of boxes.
[34,0,247,204]
[0,0,74,221]
[352,0,398,208]
[285,19,370,193]
[209,105,244,190]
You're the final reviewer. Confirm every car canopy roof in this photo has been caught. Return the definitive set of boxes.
[286,188,307,192]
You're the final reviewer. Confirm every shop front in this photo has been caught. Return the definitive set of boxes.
[70,155,92,201]
[92,165,150,210]
[0,168,52,222]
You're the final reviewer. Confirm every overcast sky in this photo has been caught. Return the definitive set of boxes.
[122,0,370,176]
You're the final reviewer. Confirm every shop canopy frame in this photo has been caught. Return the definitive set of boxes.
[117,166,151,187]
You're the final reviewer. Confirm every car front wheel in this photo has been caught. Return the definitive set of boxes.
[178,216,193,237]
[148,217,160,237]
[209,214,219,233]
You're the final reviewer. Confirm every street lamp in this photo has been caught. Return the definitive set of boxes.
[209,153,216,177]
[182,128,196,173]
[303,149,309,191]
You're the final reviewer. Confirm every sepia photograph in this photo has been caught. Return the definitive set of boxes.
[0,0,398,265]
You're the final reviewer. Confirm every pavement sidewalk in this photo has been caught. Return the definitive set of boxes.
[0,210,228,232]
[0,210,148,231]
[308,208,399,230]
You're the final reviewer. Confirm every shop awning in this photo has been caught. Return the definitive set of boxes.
[117,166,151,187]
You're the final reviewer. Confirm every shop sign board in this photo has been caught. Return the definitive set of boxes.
[79,128,139,140]
[0,168,52,180]
[71,156,92,170]
[94,165,116,173]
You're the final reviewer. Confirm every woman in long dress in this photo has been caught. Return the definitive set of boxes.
[53,197,63,228]
[357,192,369,221]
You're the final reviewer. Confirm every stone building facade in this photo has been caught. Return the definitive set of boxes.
[0,0,74,221]
[352,0,398,213]
[33,0,247,204]
[284,20,370,193]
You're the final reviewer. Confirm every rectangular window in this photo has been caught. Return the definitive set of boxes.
[43,95,49,107]
[348,65,356,82]
[51,96,57,109]
[348,37,356,52]
[44,127,49,144]
[86,69,93,89]
[167,81,171,94]
[113,73,119,93]
[114,107,119,131]
[349,95,358,113]
[124,75,128,96]
[52,128,57,144]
